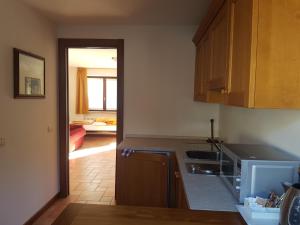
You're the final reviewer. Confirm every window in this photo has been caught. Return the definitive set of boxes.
[87,78,103,110]
[87,77,117,111]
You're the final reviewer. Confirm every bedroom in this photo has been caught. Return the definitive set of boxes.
[68,48,117,204]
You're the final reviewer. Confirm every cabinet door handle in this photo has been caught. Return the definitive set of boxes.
[121,148,134,157]
[175,171,181,178]
[221,89,228,95]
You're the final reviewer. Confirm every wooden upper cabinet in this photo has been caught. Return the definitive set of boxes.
[194,42,204,101]
[229,0,300,108]
[194,33,210,101]
[227,0,256,107]
[209,0,232,91]
[115,151,168,207]
[254,0,300,108]
[194,0,300,108]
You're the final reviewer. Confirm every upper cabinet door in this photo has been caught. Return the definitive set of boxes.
[194,0,300,108]
[208,0,231,91]
[254,0,300,108]
[194,42,205,101]
[194,33,211,101]
[227,0,257,107]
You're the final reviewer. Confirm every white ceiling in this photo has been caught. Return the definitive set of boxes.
[68,48,117,68]
[19,0,211,25]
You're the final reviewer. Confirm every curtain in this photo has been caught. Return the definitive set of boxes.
[76,68,89,114]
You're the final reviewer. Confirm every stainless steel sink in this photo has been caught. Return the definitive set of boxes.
[186,150,220,161]
[186,162,220,175]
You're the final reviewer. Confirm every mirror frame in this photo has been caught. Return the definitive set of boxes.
[13,48,45,98]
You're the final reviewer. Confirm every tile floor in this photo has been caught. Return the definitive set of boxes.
[69,136,116,205]
[33,136,116,225]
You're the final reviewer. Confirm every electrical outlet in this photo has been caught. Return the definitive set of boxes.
[0,137,6,147]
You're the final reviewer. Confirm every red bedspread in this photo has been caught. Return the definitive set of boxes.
[69,125,86,152]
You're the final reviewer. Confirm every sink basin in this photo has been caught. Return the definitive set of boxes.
[186,163,220,175]
[186,150,220,161]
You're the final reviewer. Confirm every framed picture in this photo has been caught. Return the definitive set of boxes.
[13,48,45,98]
[25,77,41,95]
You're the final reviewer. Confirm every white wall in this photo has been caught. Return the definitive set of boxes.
[68,67,117,121]
[59,25,220,137]
[0,1,58,224]
[220,105,300,157]
[88,68,117,77]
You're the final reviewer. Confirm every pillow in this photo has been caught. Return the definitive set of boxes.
[105,119,117,125]
[93,122,106,126]
[95,117,106,122]
[71,120,94,125]
[95,117,117,125]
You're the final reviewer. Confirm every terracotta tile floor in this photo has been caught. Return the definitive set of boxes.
[33,136,116,225]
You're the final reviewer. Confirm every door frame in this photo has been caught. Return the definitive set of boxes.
[58,39,124,197]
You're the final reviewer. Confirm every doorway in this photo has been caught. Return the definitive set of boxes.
[58,39,124,199]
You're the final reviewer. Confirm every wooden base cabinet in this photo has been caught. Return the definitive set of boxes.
[116,150,189,209]
[194,0,300,109]
[115,150,169,207]
[173,156,189,209]
[174,171,188,209]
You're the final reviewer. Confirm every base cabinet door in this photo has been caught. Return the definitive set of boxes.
[174,158,188,209]
[116,151,168,207]
[174,171,188,209]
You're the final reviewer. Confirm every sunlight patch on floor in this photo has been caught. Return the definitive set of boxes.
[69,142,116,160]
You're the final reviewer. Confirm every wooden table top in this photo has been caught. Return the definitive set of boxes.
[53,204,246,225]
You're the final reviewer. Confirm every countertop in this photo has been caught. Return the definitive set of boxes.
[118,137,239,212]
[53,203,246,225]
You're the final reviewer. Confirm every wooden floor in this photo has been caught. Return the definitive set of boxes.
[33,136,116,225]
[52,203,246,225]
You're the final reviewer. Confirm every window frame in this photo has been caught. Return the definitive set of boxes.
[87,76,117,112]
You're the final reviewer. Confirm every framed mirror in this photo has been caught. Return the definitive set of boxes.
[13,48,45,98]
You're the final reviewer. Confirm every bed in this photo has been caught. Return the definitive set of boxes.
[71,118,117,135]
[69,124,86,152]
[83,121,116,135]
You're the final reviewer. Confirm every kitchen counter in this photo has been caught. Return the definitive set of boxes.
[118,137,239,212]
[53,203,246,225]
